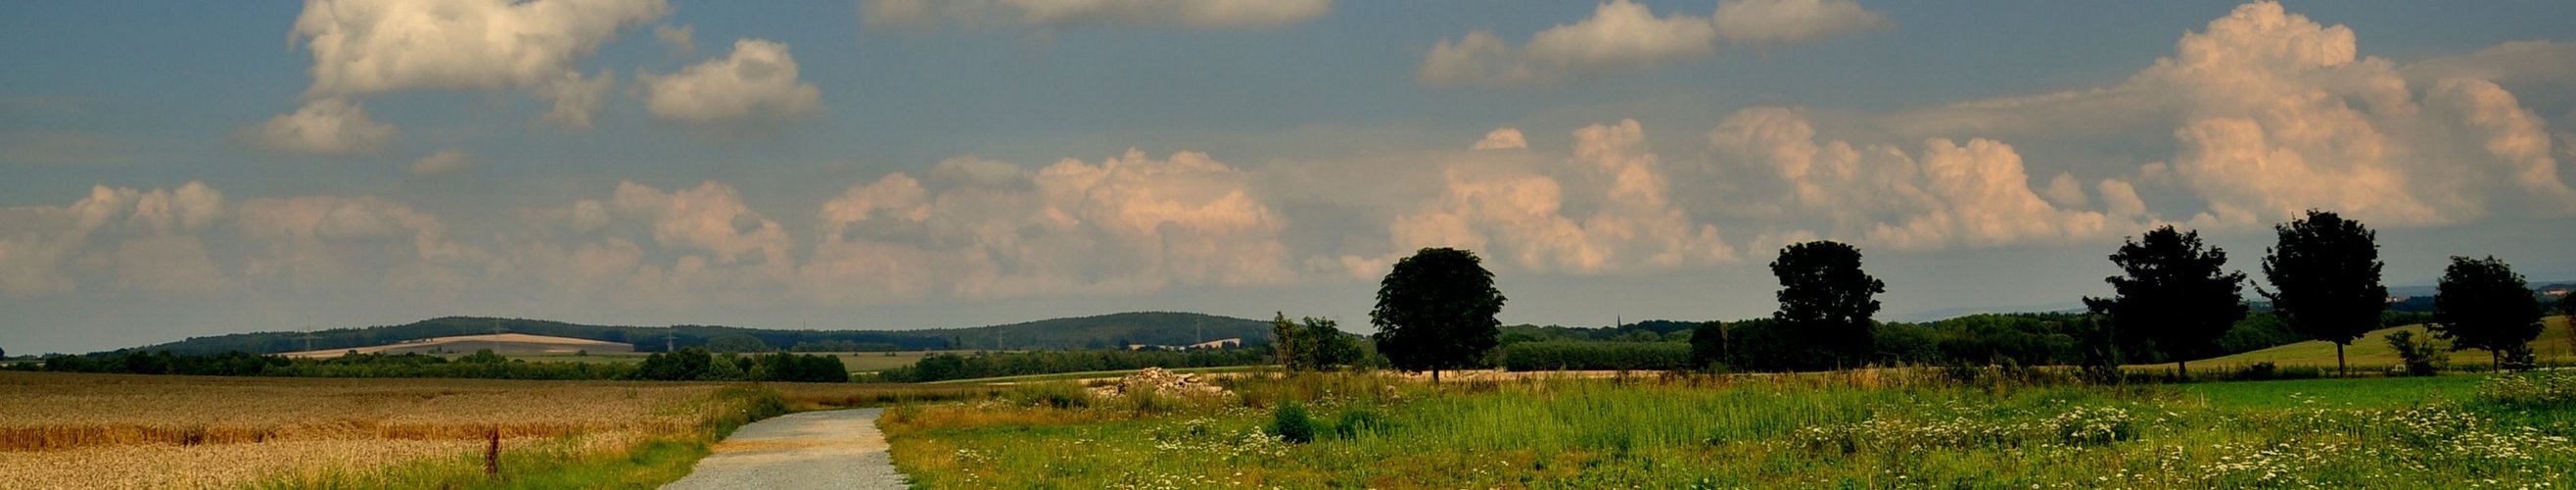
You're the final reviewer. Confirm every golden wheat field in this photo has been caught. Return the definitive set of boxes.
[0,371,730,489]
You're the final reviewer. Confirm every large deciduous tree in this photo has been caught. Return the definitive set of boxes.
[1370,247,1505,383]
[2260,210,2387,375]
[2429,256,2544,370]
[2087,225,2248,378]
[1769,241,1886,370]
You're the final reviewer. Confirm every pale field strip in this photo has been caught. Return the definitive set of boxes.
[0,371,721,489]
[278,332,634,358]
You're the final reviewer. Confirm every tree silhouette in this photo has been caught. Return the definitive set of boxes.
[1370,247,1505,383]
[1769,241,1886,369]
[2088,225,2247,378]
[1689,320,1728,370]
[2429,256,2543,370]
[2260,210,2387,375]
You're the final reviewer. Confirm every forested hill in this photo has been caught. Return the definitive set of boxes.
[117,312,1272,355]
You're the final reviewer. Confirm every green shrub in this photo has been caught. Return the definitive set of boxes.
[1331,408,1391,439]
[2384,330,2446,376]
[1006,382,1092,409]
[1272,402,1315,443]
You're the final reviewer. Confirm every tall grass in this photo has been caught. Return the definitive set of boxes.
[886,371,2576,488]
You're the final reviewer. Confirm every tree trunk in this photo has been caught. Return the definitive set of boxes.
[2335,343,2347,377]
[1431,368,1440,384]
[2177,360,2188,381]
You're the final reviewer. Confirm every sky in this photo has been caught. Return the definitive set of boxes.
[3,0,2573,355]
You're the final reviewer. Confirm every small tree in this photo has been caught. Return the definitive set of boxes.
[2260,210,2387,376]
[1270,313,1300,371]
[2088,225,2248,378]
[2383,330,2447,376]
[2428,256,2544,370]
[1688,320,1728,370]
[1370,247,1506,383]
[1769,241,1886,369]
[1297,318,1361,370]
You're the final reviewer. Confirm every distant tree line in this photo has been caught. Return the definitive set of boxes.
[14,348,848,382]
[1356,210,2565,379]
[875,348,1271,383]
[632,348,849,382]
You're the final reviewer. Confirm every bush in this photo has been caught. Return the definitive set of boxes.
[2384,330,2447,376]
[1272,402,1315,444]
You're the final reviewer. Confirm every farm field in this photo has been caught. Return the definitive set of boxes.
[0,371,978,489]
[2199,316,2575,370]
[476,350,993,374]
[883,370,2576,488]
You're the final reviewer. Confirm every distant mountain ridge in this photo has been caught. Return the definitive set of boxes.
[117,312,1273,356]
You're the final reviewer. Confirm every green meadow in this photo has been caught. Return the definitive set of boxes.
[883,370,2576,488]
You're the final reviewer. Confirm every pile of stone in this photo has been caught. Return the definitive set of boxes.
[1087,368,1229,399]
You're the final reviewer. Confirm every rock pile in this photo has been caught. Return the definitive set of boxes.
[1087,368,1229,399]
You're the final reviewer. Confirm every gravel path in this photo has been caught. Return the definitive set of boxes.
[663,408,907,490]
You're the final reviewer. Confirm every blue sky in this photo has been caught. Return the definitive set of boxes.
[3,0,2572,354]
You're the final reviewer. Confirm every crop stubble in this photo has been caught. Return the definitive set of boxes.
[0,371,725,489]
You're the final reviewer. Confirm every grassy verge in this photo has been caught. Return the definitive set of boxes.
[886,370,2576,488]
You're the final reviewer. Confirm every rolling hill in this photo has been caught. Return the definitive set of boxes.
[2195,316,2573,368]
[117,312,1273,356]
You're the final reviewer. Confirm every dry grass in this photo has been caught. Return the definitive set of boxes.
[0,371,730,489]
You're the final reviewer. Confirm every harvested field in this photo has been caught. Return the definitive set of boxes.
[0,371,730,489]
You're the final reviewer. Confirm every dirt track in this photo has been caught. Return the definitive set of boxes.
[663,409,904,490]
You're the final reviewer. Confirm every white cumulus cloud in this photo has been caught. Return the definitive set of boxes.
[1875,2,2576,231]
[1710,107,2131,251]
[1710,0,1892,45]
[258,0,668,143]
[803,150,1295,302]
[1364,120,1732,275]
[292,0,668,97]
[1473,127,1528,150]
[637,38,824,135]
[1419,0,1717,87]
[247,98,398,156]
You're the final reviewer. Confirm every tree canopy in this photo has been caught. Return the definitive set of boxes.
[2260,210,2386,374]
[1369,247,1505,382]
[1274,314,1360,371]
[2429,256,2544,369]
[2087,225,2247,375]
[1768,240,1886,369]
